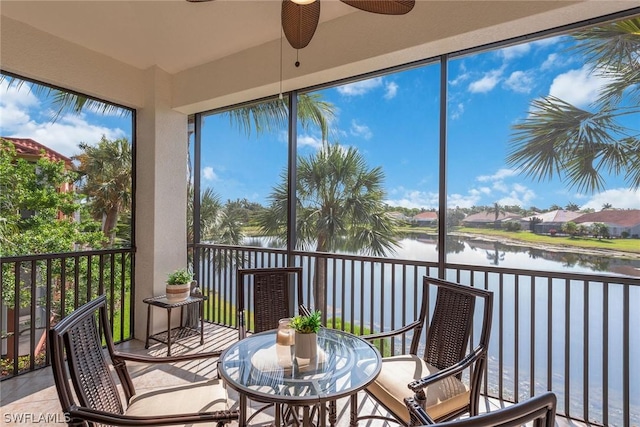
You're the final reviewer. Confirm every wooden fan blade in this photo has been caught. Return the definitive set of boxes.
[282,0,321,50]
[186,0,214,2]
[340,0,414,15]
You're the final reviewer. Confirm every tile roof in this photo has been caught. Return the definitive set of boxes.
[463,211,520,223]
[520,210,583,223]
[574,209,640,227]
[413,211,438,221]
[2,137,72,167]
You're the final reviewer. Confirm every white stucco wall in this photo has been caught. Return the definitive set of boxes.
[135,66,189,339]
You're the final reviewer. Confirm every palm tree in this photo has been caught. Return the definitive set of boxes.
[0,74,127,121]
[562,220,578,238]
[258,143,400,312]
[187,187,242,245]
[565,202,580,211]
[491,202,505,228]
[225,93,335,142]
[74,137,132,245]
[601,203,613,210]
[187,187,243,271]
[507,18,640,194]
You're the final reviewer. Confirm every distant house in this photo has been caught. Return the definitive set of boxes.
[413,211,438,226]
[3,137,73,168]
[519,209,583,234]
[461,211,520,228]
[2,137,75,219]
[387,211,411,223]
[574,209,640,238]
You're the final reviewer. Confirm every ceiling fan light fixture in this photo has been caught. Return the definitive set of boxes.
[291,0,317,4]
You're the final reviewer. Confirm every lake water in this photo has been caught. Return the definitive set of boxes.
[398,234,640,278]
[247,234,640,277]
[240,235,639,424]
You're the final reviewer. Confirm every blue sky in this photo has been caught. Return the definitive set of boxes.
[198,32,639,211]
[2,29,639,212]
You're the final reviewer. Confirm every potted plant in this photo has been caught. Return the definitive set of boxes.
[290,310,322,359]
[165,268,193,302]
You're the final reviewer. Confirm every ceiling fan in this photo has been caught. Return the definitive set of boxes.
[186,0,415,50]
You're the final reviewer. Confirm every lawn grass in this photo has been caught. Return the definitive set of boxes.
[111,292,132,342]
[398,225,639,255]
[455,227,640,254]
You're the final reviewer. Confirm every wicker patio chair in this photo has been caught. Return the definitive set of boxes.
[49,295,239,426]
[404,392,557,427]
[351,276,494,426]
[236,266,305,339]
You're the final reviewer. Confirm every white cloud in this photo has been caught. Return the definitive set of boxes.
[500,44,531,60]
[497,184,536,207]
[531,36,563,49]
[468,69,503,94]
[0,80,40,109]
[297,134,323,150]
[504,71,533,94]
[350,120,373,140]
[549,65,609,107]
[2,113,125,158]
[579,188,640,210]
[450,102,465,120]
[477,168,518,182]
[492,181,509,193]
[448,192,482,209]
[469,168,538,207]
[0,80,126,157]
[387,174,538,210]
[202,166,217,181]
[541,53,559,71]
[385,187,439,210]
[450,70,470,87]
[384,82,398,100]
[337,77,383,96]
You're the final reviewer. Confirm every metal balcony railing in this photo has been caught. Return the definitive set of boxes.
[0,248,135,378]
[194,243,638,427]
[2,243,637,426]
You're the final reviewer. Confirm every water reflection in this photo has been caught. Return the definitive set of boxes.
[410,234,638,277]
[244,235,639,277]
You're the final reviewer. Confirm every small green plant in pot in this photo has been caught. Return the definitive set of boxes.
[290,310,322,359]
[165,268,193,302]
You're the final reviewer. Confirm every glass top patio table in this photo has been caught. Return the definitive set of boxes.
[219,327,381,426]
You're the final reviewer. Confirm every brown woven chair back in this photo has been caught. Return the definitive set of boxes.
[237,267,304,338]
[50,296,125,419]
[405,392,556,427]
[422,277,493,419]
[424,286,476,370]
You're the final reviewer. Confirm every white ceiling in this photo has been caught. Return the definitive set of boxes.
[2,1,638,111]
[1,0,358,74]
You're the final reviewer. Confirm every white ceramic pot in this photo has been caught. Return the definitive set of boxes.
[294,331,317,359]
[166,282,191,302]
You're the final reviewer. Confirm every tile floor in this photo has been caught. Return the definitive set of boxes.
[1,323,581,427]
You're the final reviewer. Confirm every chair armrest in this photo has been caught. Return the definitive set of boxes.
[67,405,239,426]
[112,350,223,365]
[298,304,313,317]
[404,397,436,426]
[408,346,485,393]
[359,320,422,341]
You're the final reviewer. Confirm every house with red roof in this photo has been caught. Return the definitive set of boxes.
[519,209,584,234]
[574,209,640,238]
[2,137,76,219]
[2,137,73,168]
[462,211,521,228]
[413,211,438,226]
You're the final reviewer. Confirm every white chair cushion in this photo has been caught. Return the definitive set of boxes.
[366,354,470,423]
[126,378,229,420]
